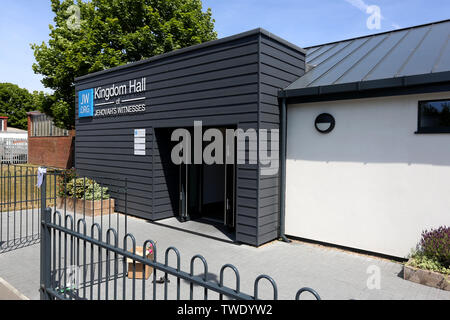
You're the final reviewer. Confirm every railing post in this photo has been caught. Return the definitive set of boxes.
[40,168,47,212]
[39,169,52,300]
[40,207,52,300]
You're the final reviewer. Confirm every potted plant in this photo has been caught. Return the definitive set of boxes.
[404,226,450,291]
[56,170,114,217]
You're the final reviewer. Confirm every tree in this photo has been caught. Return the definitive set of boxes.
[32,0,217,129]
[0,83,38,130]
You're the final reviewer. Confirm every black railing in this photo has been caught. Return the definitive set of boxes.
[0,164,129,253]
[0,164,46,252]
[40,207,321,300]
[2,164,321,300]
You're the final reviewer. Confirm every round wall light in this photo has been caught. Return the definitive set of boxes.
[315,113,335,134]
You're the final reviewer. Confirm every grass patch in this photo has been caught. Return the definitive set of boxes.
[0,164,59,212]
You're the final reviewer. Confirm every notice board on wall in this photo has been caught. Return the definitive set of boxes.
[134,129,146,156]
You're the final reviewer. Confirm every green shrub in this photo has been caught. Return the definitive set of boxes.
[419,226,450,268]
[59,177,110,201]
[409,254,450,275]
[410,226,450,275]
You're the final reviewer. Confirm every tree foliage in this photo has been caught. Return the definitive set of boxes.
[0,83,44,130]
[32,0,217,129]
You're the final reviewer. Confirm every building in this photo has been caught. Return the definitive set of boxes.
[0,116,28,164]
[0,117,8,133]
[27,111,74,169]
[75,19,450,258]
[0,117,27,139]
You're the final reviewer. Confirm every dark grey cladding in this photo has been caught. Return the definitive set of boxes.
[74,29,306,246]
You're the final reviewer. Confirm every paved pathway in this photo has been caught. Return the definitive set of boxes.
[0,213,449,300]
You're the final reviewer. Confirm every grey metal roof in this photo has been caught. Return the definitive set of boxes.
[284,19,450,93]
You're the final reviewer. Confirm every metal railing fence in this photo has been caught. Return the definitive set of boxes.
[40,206,321,301]
[0,138,28,164]
[0,164,47,252]
[0,164,124,252]
[0,164,321,300]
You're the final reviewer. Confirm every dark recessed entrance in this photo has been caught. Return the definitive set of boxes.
[179,127,236,230]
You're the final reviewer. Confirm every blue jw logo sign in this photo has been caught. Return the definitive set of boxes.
[79,89,94,117]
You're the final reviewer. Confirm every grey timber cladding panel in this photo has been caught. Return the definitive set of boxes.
[256,34,306,245]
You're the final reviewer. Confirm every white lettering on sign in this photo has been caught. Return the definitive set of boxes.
[129,78,146,94]
[94,104,146,117]
[81,93,90,104]
[94,78,146,101]
[95,84,127,101]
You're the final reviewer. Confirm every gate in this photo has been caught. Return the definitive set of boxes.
[0,164,49,252]
[2,164,321,300]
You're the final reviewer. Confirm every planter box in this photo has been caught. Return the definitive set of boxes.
[56,197,115,217]
[127,246,154,280]
[403,260,450,291]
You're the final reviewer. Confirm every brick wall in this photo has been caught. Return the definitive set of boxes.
[27,114,75,169]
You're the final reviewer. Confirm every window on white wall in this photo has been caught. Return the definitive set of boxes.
[417,99,450,133]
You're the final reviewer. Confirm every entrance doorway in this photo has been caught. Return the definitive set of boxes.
[179,127,236,229]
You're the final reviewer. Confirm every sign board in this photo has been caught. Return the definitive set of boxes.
[79,77,147,119]
[134,129,146,156]
[79,89,94,118]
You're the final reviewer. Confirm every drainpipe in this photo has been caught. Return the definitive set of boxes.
[279,96,291,243]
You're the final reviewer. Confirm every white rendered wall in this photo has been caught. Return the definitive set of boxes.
[0,132,27,139]
[286,91,450,258]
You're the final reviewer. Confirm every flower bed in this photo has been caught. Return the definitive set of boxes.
[56,197,115,217]
[56,172,114,217]
[404,261,449,291]
[404,226,450,290]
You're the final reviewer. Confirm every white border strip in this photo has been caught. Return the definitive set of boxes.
[95,101,115,107]
[0,277,30,300]
[122,97,146,103]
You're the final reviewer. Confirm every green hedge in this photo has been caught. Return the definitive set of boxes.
[58,177,110,201]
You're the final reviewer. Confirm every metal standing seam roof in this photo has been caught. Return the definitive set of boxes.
[283,19,450,94]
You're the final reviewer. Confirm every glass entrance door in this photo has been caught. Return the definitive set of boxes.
[179,162,188,221]
[224,141,235,229]
[178,126,235,228]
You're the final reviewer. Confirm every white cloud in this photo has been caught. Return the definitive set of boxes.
[345,0,369,13]
[345,0,369,12]
[344,0,387,21]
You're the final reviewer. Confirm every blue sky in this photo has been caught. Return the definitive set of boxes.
[1,0,449,93]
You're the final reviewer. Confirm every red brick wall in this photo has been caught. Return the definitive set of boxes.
[28,134,75,169]
[27,115,75,169]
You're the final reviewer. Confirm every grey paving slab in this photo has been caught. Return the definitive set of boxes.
[0,211,449,300]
